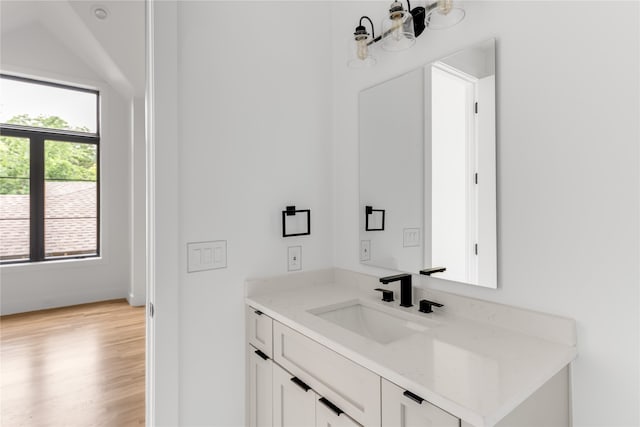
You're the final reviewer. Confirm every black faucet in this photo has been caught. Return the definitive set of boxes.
[379,273,413,307]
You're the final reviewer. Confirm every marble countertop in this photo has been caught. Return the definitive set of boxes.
[246,273,577,427]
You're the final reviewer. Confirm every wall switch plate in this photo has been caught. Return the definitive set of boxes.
[360,240,371,261]
[287,246,302,272]
[188,240,227,273]
[403,228,420,247]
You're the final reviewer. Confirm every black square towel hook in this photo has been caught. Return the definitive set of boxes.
[365,205,385,231]
[282,205,311,237]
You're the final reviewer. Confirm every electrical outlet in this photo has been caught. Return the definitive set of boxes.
[287,246,302,272]
[360,240,371,261]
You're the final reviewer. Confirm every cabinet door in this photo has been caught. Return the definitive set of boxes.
[273,363,316,427]
[316,398,362,427]
[247,306,273,357]
[381,379,459,427]
[249,346,273,427]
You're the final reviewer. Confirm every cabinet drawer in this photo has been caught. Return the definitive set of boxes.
[273,321,380,426]
[382,379,459,427]
[247,306,273,357]
[317,397,362,427]
[272,363,317,427]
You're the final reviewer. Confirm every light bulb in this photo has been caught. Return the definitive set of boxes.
[357,38,369,60]
[349,23,376,68]
[439,0,453,14]
[392,15,403,41]
[381,1,415,51]
[426,0,464,29]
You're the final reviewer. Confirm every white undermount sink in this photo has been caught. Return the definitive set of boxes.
[309,300,435,345]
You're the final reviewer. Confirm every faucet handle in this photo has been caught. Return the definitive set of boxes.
[419,299,443,313]
[374,288,394,302]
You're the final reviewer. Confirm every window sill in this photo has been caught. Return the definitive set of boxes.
[0,256,104,273]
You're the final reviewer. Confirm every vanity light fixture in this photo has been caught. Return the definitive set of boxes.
[348,0,465,68]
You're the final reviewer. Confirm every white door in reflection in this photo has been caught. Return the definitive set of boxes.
[431,63,477,284]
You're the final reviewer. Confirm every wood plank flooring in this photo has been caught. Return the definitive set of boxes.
[1,299,145,426]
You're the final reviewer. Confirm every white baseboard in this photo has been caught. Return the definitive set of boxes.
[127,292,146,307]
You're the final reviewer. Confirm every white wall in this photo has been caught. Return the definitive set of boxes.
[332,1,639,426]
[175,2,333,425]
[0,22,132,314]
[129,96,147,306]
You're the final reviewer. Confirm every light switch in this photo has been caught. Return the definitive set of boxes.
[202,247,212,264]
[188,240,227,273]
[403,228,420,247]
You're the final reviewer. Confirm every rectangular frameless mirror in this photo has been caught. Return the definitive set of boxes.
[359,39,497,289]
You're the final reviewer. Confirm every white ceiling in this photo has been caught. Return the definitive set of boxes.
[1,0,145,98]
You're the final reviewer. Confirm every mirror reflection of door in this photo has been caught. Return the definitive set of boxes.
[427,39,497,288]
[430,62,478,284]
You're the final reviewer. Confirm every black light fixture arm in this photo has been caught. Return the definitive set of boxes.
[408,0,442,13]
[406,0,440,13]
[359,16,376,39]
[425,1,440,12]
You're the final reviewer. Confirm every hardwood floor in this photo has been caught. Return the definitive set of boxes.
[1,299,145,426]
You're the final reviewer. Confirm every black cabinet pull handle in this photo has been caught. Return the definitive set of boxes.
[290,377,311,392]
[254,349,269,361]
[318,397,343,416]
[403,390,424,404]
[254,310,263,315]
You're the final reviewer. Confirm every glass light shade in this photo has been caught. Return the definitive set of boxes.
[426,0,465,30]
[381,2,415,51]
[348,32,377,68]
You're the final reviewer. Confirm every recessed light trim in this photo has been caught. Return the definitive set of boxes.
[92,5,109,20]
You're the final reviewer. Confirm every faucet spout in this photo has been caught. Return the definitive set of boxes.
[379,273,413,307]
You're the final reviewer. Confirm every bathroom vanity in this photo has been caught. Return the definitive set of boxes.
[245,269,576,427]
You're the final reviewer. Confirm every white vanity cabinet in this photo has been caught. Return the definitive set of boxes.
[381,379,459,427]
[245,298,572,427]
[248,346,273,427]
[273,362,362,427]
[272,362,316,427]
[272,321,380,426]
[247,307,368,427]
[247,305,275,427]
[316,399,362,427]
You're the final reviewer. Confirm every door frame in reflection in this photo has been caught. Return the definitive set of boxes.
[430,62,478,284]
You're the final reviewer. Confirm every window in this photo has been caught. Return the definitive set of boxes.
[0,74,99,263]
